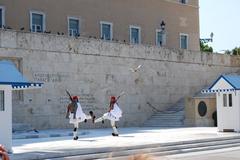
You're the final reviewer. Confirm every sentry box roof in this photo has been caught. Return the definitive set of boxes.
[0,60,43,90]
[202,74,240,93]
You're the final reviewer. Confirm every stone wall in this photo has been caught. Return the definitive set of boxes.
[184,96,216,127]
[0,30,239,129]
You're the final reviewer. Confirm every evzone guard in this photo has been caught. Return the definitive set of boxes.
[64,64,142,139]
[66,96,95,140]
[95,95,123,136]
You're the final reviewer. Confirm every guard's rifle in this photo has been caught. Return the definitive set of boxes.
[65,90,74,119]
[107,91,125,113]
[66,90,73,102]
[116,91,125,102]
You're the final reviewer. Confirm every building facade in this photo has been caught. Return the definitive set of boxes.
[0,0,200,50]
[0,30,239,129]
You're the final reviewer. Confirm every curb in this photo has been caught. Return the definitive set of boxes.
[13,131,90,140]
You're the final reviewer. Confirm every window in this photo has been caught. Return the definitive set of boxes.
[223,93,233,107]
[0,6,5,28]
[0,90,4,111]
[180,0,187,4]
[30,11,45,33]
[100,21,113,40]
[68,17,80,36]
[223,94,227,107]
[156,29,166,46]
[229,94,232,107]
[180,33,188,49]
[130,25,141,44]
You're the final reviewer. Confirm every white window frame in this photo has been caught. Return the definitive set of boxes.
[223,93,233,107]
[30,10,46,33]
[0,6,5,28]
[130,25,141,44]
[68,16,80,37]
[156,29,166,46]
[223,94,227,107]
[179,0,188,4]
[100,21,113,41]
[180,33,189,49]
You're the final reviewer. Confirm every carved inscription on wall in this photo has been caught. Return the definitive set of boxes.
[80,94,97,110]
[33,72,69,83]
[156,71,167,77]
[59,97,71,105]
[59,94,102,111]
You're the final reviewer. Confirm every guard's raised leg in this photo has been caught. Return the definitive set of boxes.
[94,116,104,123]
[95,113,108,124]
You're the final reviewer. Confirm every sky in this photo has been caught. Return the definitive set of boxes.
[199,0,240,53]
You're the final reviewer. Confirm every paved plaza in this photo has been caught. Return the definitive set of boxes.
[167,146,240,160]
[10,127,240,160]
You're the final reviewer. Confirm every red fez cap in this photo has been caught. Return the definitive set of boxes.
[72,96,78,100]
[111,96,116,101]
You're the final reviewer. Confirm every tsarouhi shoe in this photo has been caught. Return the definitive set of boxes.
[112,133,119,136]
[73,136,78,140]
[84,119,87,123]
[89,111,94,116]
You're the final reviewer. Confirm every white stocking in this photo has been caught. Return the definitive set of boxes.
[94,116,104,123]
[95,113,108,123]
[73,122,79,138]
[111,120,118,134]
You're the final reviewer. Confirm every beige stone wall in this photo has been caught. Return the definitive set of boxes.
[0,0,199,50]
[184,97,195,126]
[0,30,238,129]
[185,97,217,127]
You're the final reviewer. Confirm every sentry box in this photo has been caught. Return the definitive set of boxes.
[202,74,240,132]
[0,60,43,152]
